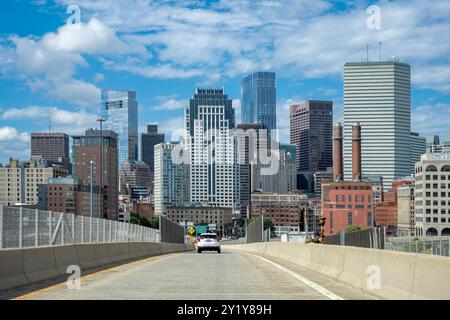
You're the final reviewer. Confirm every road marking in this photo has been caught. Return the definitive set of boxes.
[242,252,344,300]
[12,253,180,300]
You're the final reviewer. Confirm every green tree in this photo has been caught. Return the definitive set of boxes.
[130,213,159,229]
[345,225,366,233]
[264,219,276,233]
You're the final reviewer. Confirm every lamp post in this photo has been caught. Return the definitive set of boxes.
[97,117,105,219]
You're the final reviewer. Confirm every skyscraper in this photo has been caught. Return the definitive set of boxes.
[343,60,411,189]
[100,90,138,167]
[410,132,426,175]
[186,89,239,209]
[141,124,165,174]
[241,72,276,133]
[72,129,118,220]
[290,100,333,191]
[31,133,70,170]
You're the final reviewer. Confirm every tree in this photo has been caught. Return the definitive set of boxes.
[345,225,366,233]
[264,219,276,233]
[130,212,159,229]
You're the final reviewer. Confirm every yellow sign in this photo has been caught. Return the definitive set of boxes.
[188,226,196,235]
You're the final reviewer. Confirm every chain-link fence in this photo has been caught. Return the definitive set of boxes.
[0,206,160,249]
[386,236,450,257]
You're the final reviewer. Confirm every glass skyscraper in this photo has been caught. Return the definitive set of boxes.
[241,72,276,133]
[101,90,138,168]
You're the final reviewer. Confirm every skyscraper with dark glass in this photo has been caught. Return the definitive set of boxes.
[290,100,333,191]
[100,90,138,168]
[241,72,276,133]
[141,125,165,173]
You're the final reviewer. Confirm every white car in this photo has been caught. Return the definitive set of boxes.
[197,233,221,253]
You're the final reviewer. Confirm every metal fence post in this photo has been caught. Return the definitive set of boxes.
[35,208,39,247]
[72,214,75,244]
[81,215,84,244]
[19,207,23,248]
[96,218,99,243]
[89,216,92,243]
[0,206,3,249]
[109,220,112,243]
[49,211,52,246]
[103,219,106,243]
[61,213,65,245]
[114,221,117,242]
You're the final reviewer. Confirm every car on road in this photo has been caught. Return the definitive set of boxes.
[197,233,221,253]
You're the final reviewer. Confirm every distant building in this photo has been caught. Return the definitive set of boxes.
[31,133,70,171]
[426,135,450,154]
[141,124,165,177]
[410,132,426,175]
[101,89,138,167]
[45,176,78,214]
[72,129,118,220]
[344,61,411,189]
[119,160,152,195]
[186,88,239,210]
[397,183,415,236]
[165,207,233,230]
[241,72,276,135]
[414,153,450,236]
[154,142,190,216]
[260,148,297,194]
[322,181,373,235]
[314,169,333,197]
[251,192,311,232]
[374,180,413,236]
[0,158,67,206]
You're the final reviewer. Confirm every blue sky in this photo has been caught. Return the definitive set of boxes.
[0,0,449,163]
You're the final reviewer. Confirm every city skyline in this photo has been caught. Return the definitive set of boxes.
[1,1,450,164]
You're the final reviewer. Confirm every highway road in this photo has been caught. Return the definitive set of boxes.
[9,248,378,300]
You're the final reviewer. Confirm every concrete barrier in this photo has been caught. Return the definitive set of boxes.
[53,245,79,275]
[0,242,193,292]
[0,250,28,291]
[227,242,450,300]
[22,247,59,283]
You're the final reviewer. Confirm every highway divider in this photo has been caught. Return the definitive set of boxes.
[0,242,194,291]
[227,242,450,300]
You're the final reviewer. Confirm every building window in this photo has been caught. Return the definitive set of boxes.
[348,212,352,225]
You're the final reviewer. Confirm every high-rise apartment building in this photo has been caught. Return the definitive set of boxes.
[101,90,138,167]
[290,100,333,191]
[72,129,118,220]
[31,133,70,170]
[186,89,239,210]
[141,125,165,173]
[343,60,411,189]
[410,132,426,175]
[414,153,450,236]
[241,72,276,133]
[154,142,190,216]
[0,158,67,206]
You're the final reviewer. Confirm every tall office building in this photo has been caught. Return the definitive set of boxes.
[241,72,276,133]
[154,142,190,216]
[31,133,70,170]
[72,129,118,220]
[119,160,152,195]
[410,132,426,175]
[101,90,138,167]
[343,60,411,189]
[141,124,165,173]
[186,89,239,210]
[290,100,333,191]
[236,123,267,218]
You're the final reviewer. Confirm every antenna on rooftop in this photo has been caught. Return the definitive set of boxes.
[48,116,51,134]
[379,41,382,62]
[366,44,369,62]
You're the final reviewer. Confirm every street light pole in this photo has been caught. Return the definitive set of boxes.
[97,117,105,220]
[89,160,93,243]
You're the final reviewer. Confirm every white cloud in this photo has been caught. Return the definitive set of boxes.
[0,127,30,164]
[1,106,98,135]
[412,103,450,136]
[0,127,29,142]
[152,98,186,111]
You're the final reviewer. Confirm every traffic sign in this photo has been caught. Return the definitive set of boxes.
[188,226,196,235]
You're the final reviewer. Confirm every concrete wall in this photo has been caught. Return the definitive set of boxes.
[0,242,193,291]
[227,242,450,300]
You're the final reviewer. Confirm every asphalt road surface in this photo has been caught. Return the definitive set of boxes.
[9,248,378,300]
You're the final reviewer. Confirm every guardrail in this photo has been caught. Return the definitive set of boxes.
[0,206,159,249]
[386,237,450,257]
